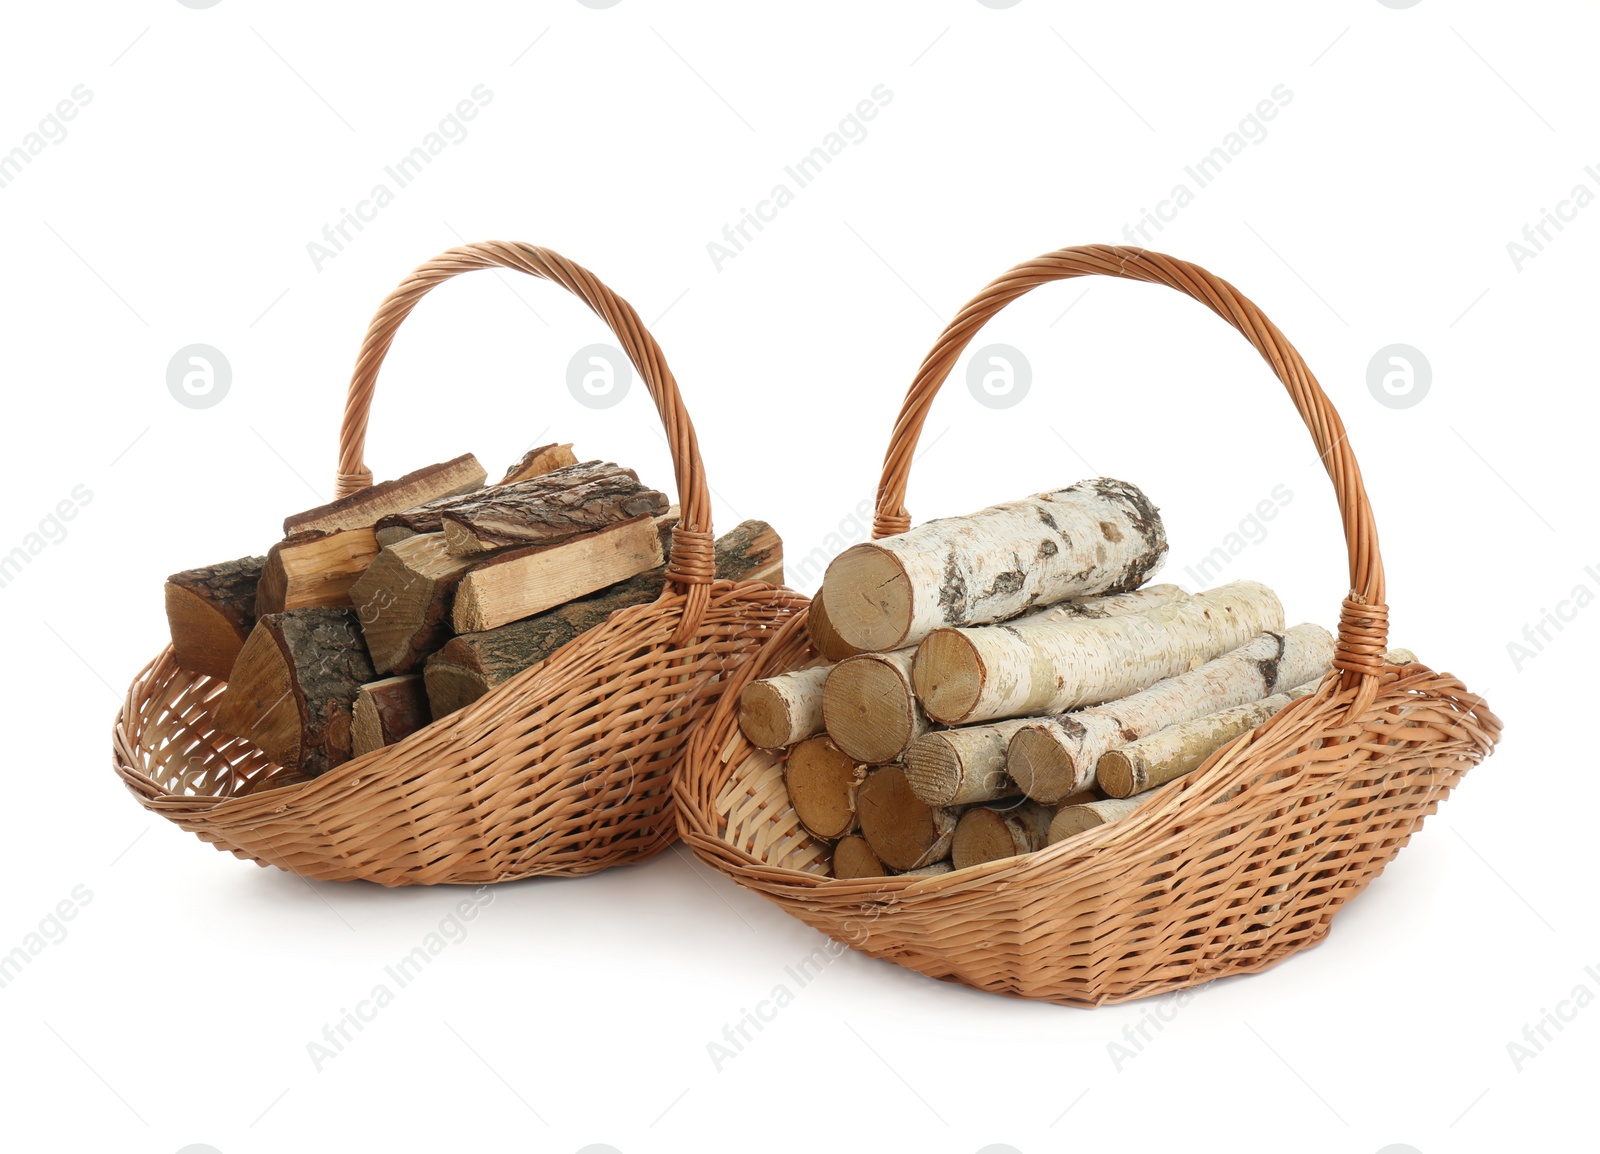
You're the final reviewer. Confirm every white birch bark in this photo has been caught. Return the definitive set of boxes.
[916,580,1285,725]
[1007,622,1335,803]
[738,664,832,749]
[821,477,1168,652]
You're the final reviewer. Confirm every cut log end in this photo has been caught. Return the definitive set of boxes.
[784,737,866,839]
[164,556,265,681]
[1047,795,1145,844]
[822,544,911,652]
[823,652,921,765]
[739,667,830,751]
[1007,724,1082,804]
[806,591,865,662]
[951,802,1051,870]
[1096,749,1140,799]
[831,835,887,879]
[856,765,956,871]
[352,675,431,758]
[912,628,984,724]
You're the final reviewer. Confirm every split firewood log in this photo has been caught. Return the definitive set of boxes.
[425,520,781,717]
[350,533,479,675]
[352,675,431,757]
[282,453,486,537]
[215,607,376,776]
[1007,623,1336,803]
[165,556,265,679]
[449,515,666,633]
[820,477,1168,652]
[914,580,1281,725]
[497,443,578,484]
[259,454,488,614]
[822,648,926,765]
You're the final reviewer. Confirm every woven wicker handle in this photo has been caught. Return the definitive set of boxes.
[872,244,1388,684]
[334,241,716,636]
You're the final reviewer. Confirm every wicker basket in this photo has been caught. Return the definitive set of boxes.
[674,245,1502,1006]
[113,241,806,885]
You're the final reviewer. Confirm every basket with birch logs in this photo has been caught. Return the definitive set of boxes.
[673,245,1502,1006]
[112,241,804,885]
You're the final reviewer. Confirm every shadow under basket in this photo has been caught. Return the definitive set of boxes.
[112,241,805,886]
[673,245,1502,1006]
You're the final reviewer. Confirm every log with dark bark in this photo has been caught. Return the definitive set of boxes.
[215,607,376,776]
[441,465,668,556]
[165,556,265,680]
[352,675,431,757]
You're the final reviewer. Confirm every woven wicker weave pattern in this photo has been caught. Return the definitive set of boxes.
[675,246,1501,1005]
[113,242,806,885]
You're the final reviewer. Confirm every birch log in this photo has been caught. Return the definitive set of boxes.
[784,737,868,839]
[1007,622,1336,802]
[820,477,1167,652]
[1096,680,1320,798]
[806,590,865,662]
[915,580,1283,725]
[822,649,926,765]
[952,801,1053,869]
[1047,796,1147,844]
[740,665,832,750]
[856,765,959,871]
[1095,645,1418,797]
[903,717,1036,807]
[832,835,886,879]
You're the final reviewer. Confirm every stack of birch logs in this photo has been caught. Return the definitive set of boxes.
[738,477,1391,879]
[163,446,782,785]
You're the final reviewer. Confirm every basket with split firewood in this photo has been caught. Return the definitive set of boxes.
[113,241,804,885]
[674,246,1502,1006]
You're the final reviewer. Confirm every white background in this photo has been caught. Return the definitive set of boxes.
[1,2,1594,1152]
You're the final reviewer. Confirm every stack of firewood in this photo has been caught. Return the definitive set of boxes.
[164,445,782,785]
[737,477,1392,879]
